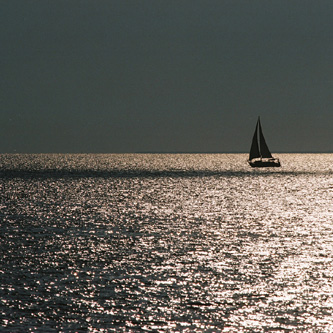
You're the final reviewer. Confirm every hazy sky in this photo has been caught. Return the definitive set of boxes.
[1,0,333,153]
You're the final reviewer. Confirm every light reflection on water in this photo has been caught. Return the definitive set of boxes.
[1,154,333,332]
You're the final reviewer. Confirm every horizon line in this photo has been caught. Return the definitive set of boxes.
[1,151,333,154]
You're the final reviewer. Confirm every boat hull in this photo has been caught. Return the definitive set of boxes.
[248,159,281,168]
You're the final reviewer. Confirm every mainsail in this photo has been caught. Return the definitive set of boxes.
[249,117,273,160]
[258,119,273,158]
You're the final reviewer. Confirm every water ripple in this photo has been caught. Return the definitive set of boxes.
[1,154,333,331]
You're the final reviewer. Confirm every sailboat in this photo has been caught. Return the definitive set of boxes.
[248,117,281,167]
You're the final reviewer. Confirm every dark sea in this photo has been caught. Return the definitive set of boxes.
[1,153,333,332]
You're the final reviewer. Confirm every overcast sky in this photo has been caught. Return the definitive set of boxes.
[1,0,333,153]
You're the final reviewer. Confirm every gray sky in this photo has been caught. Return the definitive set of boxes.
[1,0,333,153]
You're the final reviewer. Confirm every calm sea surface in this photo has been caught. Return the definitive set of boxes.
[1,154,333,332]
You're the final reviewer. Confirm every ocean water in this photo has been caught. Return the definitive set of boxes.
[1,153,333,332]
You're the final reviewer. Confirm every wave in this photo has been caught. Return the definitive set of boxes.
[0,168,331,179]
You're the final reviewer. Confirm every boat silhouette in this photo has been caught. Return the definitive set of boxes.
[248,117,281,167]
